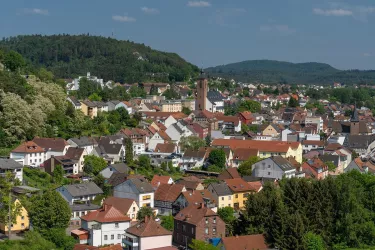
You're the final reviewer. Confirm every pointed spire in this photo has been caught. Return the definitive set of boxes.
[351,103,359,122]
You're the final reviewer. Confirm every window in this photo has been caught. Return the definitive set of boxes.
[143,195,151,201]
[111,235,114,240]
[132,214,135,219]
[235,194,238,198]
[115,223,119,228]
[104,235,108,240]
[205,228,208,234]
[213,217,216,224]
[21,216,24,220]
[118,234,121,239]
[213,227,216,234]
[21,223,25,228]
[182,225,186,232]
[133,207,136,212]
[221,197,224,201]
[268,172,271,175]
[205,218,208,224]
[244,193,249,198]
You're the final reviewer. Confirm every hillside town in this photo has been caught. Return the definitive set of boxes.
[2,66,375,250]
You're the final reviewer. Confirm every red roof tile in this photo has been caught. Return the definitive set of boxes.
[221,234,268,250]
[155,143,176,154]
[126,217,172,237]
[224,178,255,192]
[103,197,136,214]
[81,204,131,223]
[151,175,172,188]
[174,204,219,226]
[154,184,185,202]
[12,141,45,153]
[212,139,300,153]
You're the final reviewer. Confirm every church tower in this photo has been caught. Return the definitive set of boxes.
[350,105,360,135]
[195,69,208,111]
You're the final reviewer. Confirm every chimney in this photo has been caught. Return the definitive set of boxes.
[200,203,205,209]
[103,203,109,211]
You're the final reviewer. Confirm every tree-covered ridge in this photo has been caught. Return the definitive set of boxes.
[0,35,199,83]
[206,59,375,85]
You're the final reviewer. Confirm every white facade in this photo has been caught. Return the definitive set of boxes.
[133,143,145,155]
[148,133,165,151]
[164,116,177,128]
[281,129,293,141]
[305,116,323,132]
[67,72,104,91]
[10,151,46,168]
[56,187,98,205]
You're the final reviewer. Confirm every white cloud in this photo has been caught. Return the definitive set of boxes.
[313,8,353,16]
[187,1,211,7]
[260,24,296,35]
[112,15,136,22]
[363,53,371,57]
[21,8,49,15]
[141,7,159,14]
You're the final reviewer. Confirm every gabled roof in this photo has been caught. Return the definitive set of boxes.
[155,184,185,202]
[0,158,23,170]
[107,173,128,187]
[129,178,154,193]
[218,168,241,180]
[174,205,218,226]
[239,111,253,120]
[155,143,176,154]
[221,234,269,250]
[103,197,136,214]
[180,190,216,205]
[302,140,324,146]
[65,147,85,161]
[267,156,295,171]
[224,178,255,192]
[212,139,300,153]
[232,148,259,161]
[12,141,45,153]
[61,182,103,197]
[32,137,68,152]
[156,131,171,141]
[108,163,130,174]
[69,137,98,147]
[151,175,172,188]
[207,90,224,103]
[126,217,172,237]
[208,182,232,196]
[81,204,131,223]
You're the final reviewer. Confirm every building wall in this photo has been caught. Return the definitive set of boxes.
[195,78,208,111]
[139,192,154,208]
[252,158,290,180]
[162,103,182,112]
[100,221,130,246]
[126,202,139,221]
[140,235,172,250]
[149,134,165,151]
[113,181,140,205]
[232,191,252,210]
[262,125,279,137]
[0,200,29,233]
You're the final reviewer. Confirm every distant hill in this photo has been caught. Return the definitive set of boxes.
[205,60,375,85]
[0,35,199,83]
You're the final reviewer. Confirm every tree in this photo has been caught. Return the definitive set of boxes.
[88,92,102,101]
[44,228,76,250]
[218,207,236,235]
[138,155,151,169]
[137,206,154,220]
[161,215,174,231]
[325,161,336,172]
[179,136,206,152]
[189,239,218,250]
[4,51,25,72]
[288,97,299,107]
[124,138,134,164]
[149,84,158,95]
[205,135,212,146]
[53,165,64,184]
[28,190,71,235]
[0,172,23,238]
[238,100,261,113]
[238,156,261,176]
[37,68,54,82]
[303,232,326,250]
[207,165,222,173]
[83,155,107,176]
[182,106,192,115]
[208,149,226,169]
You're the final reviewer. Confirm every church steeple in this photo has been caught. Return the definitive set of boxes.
[350,104,359,122]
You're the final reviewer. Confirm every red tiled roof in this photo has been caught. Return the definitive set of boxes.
[81,204,131,223]
[302,140,325,146]
[221,234,268,250]
[12,141,45,153]
[215,114,240,126]
[155,143,175,153]
[181,190,216,205]
[156,122,167,131]
[103,197,136,214]
[142,112,187,120]
[232,148,259,161]
[212,139,300,153]
[151,175,172,188]
[32,137,68,151]
[126,217,172,237]
[154,184,185,202]
[174,205,218,226]
[157,131,171,141]
[239,111,253,120]
[325,143,342,151]
[224,178,255,192]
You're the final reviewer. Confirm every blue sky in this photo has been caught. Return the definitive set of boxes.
[1,0,375,69]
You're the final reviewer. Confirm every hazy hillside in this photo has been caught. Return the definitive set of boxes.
[0,35,199,83]
[206,60,375,85]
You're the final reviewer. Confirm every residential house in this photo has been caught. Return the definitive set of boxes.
[231,148,259,168]
[343,134,375,156]
[0,199,29,233]
[123,216,173,250]
[154,184,186,215]
[345,157,375,173]
[154,144,177,155]
[173,204,225,247]
[65,147,88,173]
[207,182,233,209]
[113,176,155,208]
[10,141,46,167]
[56,182,104,205]
[218,168,241,181]
[302,140,325,152]
[67,96,82,110]
[175,176,204,191]
[100,163,131,179]
[206,90,225,113]
[224,178,255,210]
[165,123,193,144]
[0,158,24,182]
[106,100,127,112]
[172,190,216,215]
[149,131,171,151]
[151,175,174,189]
[161,100,182,112]
[191,123,209,139]
[68,137,98,155]
[73,243,123,250]
[103,197,139,221]
[212,139,303,163]
[43,155,79,175]
[259,123,281,137]
[141,112,187,121]
[221,234,269,250]
[122,101,134,114]
[215,115,241,133]
[78,204,131,247]
[238,111,253,125]
[92,137,125,163]
[80,100,99,118]
[32,137,70,160]
[180,149,206,170]
[252,156,296,180]
[70,203,101,227]
[302,157,329,179]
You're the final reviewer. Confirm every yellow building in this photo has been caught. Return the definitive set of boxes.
[260,124,281,137]
[161,100,182,112]
[224,178,256,210]
[80,100,98,118]
[207,182,233,208]
[0,199,29,233]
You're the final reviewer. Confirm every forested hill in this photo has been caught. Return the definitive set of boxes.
[0,35,199,83]
[205,60,375,85]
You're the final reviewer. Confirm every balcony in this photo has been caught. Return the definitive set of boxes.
[123,233,139,247]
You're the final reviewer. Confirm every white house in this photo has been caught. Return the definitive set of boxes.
[66,72,104,92]
[99,163,130,179]
[67,137,98,155]
[133,143,145,155]
[113,177,155,208]
[0,158,24,182]
[10,141,46,167]
[106,100,128,112]
[32,137,70,161]
[164,115,178,128]
[252,156,296,180]
[148,131,171,151]
[56,182,104,205]
[206,90,225,113]
[79,204,131,247]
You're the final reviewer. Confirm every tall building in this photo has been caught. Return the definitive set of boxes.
[195,70,208,111]
[350,106,360,135]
